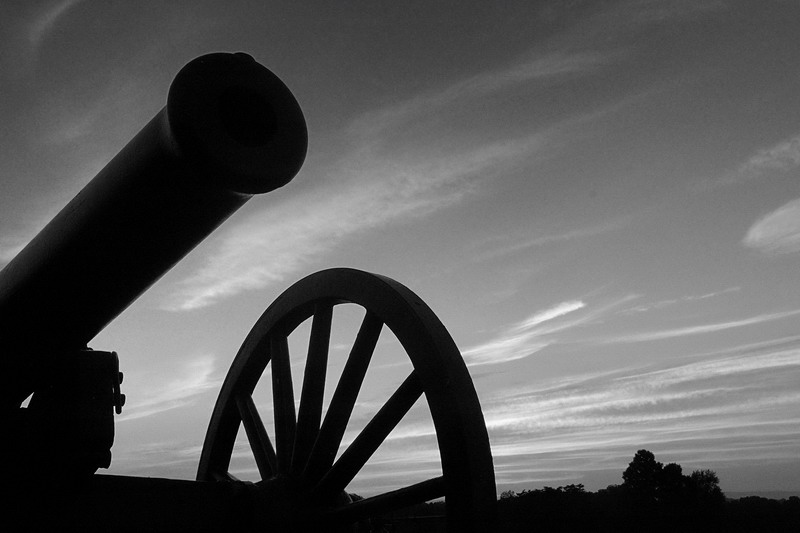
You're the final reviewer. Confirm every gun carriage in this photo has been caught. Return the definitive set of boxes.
[1,53,495,531]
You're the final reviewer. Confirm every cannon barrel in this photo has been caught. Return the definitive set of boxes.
[0,52,307,408]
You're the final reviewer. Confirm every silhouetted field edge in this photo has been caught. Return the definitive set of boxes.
[365,450,800,532]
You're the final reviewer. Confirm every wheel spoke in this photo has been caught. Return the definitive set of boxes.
[314,371,423,497]
[235,393,277,479]
[211,471,240,483]
[302,312,383,485]
[271,335,296,474]
[321,476,446,526]
[292,303,333,475]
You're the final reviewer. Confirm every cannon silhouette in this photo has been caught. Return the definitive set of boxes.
[2,53,495,531]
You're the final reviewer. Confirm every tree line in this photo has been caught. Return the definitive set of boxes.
[368,449,799,531]
[495,449,799,532]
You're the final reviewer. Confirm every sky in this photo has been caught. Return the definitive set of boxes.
[2,0,800,497]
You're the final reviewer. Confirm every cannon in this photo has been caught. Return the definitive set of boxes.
[2,53,495,531]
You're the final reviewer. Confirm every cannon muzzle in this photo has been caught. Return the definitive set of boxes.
[0,53,307,408]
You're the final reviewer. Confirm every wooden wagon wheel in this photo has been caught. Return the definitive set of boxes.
[197,268,495,531]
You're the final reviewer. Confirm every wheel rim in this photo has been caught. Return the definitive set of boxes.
[198,268,495,530]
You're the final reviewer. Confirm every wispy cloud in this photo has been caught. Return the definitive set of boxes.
[484,344,800,436]
[463,295,640,367]
[597,309,800,344]
[28,0,84,49]
[732,135,800,181]
[349,50,617,139]
[743,197,800,255]
[475,216,633,261]
[544,0,725,64]
[164,136,540,310]
[700,134,800,190]
[462,300,592,366]
[516,301,588,331]
[619,343,800,390]
[117,354,220,421]
[619,286,741,315]
[0,1,85,82]
[481,336,800,487]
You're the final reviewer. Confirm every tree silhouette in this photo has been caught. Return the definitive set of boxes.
[622,449,663,504]
[687,469,725,507]
[618,448,727,528]
[658,462,686,505]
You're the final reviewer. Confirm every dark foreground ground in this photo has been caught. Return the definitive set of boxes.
[373,490,800,532]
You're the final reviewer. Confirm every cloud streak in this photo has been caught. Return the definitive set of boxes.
[619,287,741,315]
[117,354,220,422]
[743,198,800,255]
[28,0,84,49]
[463,294,637,366]
[349,50,617,139]
[164,135,540,310]
[480,336,800,487]
[517,301,587,330]
[597,309,800,344]
[700,134,800,190]
[733,135,800,182]
[475,216,633,261]
[462,300,586,366]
